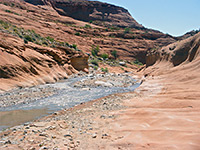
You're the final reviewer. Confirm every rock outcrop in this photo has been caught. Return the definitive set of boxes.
[146,32,200,67]
[177,29,200,40]
[0,32,88,92]
[70,56,88,71]
[24,0,143,28]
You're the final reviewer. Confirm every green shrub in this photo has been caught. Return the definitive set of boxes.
[5,10,12,13]
[101,53,109,60]
[111,50,117,59]
[14,12,20,16]
[84,24,92,29]
[0,21,9,29]
[109,34,116,38]
[3,2,8,6]
[72,44,77,49]
[134,59,143,66]
[35,41,42,45]
[11,3,15,7]
[13,28,18,33]
[5,10,20,16]
[24,35,33,42]
[24,39,28,44]
[93,65,98,70]
[0,20,79,50]
[90,59,99,66]
[75,32,80,36]
[42,41,48,46]
[46,36,54,43]
[101,67,108,73]
[109,26,120,31]
[124,27,130,34]
[65,42,69,47]
[91,45,100,56]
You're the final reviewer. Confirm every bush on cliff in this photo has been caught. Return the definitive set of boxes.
[91,45,100,57]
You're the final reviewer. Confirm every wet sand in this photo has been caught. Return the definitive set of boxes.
[0,109,48,131]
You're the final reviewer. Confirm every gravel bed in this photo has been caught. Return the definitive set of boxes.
[0,86,59,109]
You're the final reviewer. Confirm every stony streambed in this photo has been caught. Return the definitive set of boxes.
[0,72,140,131]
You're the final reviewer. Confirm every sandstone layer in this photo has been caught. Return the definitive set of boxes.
[0,31,88,92]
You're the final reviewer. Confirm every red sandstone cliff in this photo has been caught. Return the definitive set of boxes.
[24,0,143,28]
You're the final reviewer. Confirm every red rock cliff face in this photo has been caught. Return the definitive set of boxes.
[24,0,143,28]
[0,32,88,92]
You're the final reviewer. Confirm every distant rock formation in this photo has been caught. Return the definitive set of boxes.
[146,32,200,67]
[178,29,200,40]
[24,0,143,28]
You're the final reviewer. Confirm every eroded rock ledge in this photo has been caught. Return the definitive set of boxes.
[0,32,88,92]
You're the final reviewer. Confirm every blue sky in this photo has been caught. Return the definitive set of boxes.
[97,0,200,36]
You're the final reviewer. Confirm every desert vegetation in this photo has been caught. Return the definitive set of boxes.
[0,20,79,51]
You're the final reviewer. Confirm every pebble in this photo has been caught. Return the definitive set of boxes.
[54,112,59,115]
[20,136,25,141]
[64,134,72,138]
[4,140,11,144]
[39,146,48,150]
[69,144,74,148]
[51,135,56,139]
[39,133,48,137]
[64,143,68,146]
[119,61,126,66]
[100,114,106,119]
[12,128,17,132]
[32,130,37,133]
[102,133,108,136]
[23,130,27,135]
[48,126,56,130]
[39,143,44,147]
[92,133,97,138]
[0,141,4,145]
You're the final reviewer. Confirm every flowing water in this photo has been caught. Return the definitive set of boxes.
[0,75,140,131]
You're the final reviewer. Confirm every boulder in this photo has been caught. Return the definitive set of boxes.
[119,61,126,66]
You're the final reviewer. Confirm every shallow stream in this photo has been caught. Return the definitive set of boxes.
[0,75,140,131]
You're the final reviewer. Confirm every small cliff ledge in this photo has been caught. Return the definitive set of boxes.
[24,0,143,28]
